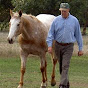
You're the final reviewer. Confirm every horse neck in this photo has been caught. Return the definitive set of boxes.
[21,16,35,40]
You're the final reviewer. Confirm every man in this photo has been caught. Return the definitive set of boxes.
[46,3,83,88]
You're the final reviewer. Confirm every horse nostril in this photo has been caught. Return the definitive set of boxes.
[7,38,13,44]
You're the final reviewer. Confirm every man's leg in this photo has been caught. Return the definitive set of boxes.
[60,44,74,87]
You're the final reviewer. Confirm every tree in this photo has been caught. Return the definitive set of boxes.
[0,0,14,31]
[0,0,14,22]
[11,0,60,15]
[0,0,88,33]
[69,0,88,35]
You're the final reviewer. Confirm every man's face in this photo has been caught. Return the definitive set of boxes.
[60,9,69,18]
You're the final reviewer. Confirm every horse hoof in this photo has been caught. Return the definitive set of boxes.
[51,79,56,86]
[17,85,23,88]
[40,86,46,88]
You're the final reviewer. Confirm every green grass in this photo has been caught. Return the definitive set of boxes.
[0,55,88,88]
[69,56,88,88]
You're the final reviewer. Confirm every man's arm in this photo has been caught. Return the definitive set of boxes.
[46,21,55,53]
[74,19,83,56]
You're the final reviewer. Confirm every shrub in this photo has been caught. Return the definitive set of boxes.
[0,22,9,32]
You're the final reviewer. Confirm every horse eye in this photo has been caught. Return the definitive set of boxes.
[17,24,20,26]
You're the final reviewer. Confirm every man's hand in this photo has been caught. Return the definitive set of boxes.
[48,47,52,54]
[78,51,83,56]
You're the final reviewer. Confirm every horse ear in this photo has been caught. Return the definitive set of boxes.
[19,10,22,17]
[10,9,13,17]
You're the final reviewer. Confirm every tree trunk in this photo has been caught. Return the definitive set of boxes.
[82,27,86,35]
[82,23,87,35]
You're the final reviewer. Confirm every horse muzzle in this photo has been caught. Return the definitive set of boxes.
[7,38,14,44]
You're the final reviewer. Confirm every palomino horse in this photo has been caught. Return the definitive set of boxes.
[7,10,57,88]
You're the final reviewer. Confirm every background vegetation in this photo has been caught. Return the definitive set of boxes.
[0,0,88,34]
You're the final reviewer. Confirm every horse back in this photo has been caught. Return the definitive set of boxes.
[36,14,56,30]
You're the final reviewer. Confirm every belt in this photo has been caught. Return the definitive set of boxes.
[56,41,72,46]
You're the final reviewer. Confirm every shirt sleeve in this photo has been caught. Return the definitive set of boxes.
[46,21,55,47]
[74,19,83,51]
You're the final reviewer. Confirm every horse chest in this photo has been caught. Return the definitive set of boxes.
[19,39,47,55]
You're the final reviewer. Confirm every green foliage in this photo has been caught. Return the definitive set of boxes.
[10,0,88,24]
[1,0,88,31]
[0,22,9,32]
[0,0,14,31]
[69,0,88,25]
[0,0,13,22]
[11,0,60,15]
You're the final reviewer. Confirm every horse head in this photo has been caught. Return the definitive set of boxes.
[7,10,22,44]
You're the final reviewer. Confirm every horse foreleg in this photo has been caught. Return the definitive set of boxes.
[18,68,25,88]
[17,51,28,88]
[51,58,57,86]
[40,55,47,88]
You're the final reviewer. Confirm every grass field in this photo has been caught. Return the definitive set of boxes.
[0,32,88,88]
[0,55,88,88]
